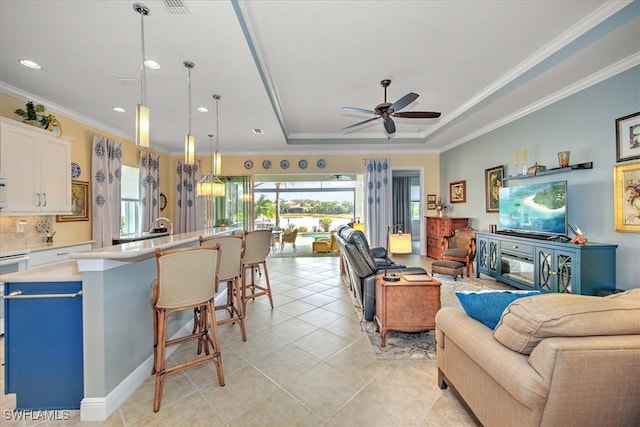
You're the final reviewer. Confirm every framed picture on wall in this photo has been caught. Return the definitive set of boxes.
[615,112,640,163]
[614,161,640,233]
[427,194,436,210]
[56,180,90,222]
[485,165,504,212]
[450,180,466,203]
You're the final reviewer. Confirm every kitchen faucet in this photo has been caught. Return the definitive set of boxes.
[151,217,173,235]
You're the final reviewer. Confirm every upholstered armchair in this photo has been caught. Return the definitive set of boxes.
[441,227,476,277]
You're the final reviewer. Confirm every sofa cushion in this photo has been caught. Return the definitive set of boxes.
[455,290,541,329]
[494,289,640,354]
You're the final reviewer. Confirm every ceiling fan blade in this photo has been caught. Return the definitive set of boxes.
[393,111,441,119]
[342,106,377,115]
[342,116,380,130]
[383,117,396,134]
[389,92,419,113]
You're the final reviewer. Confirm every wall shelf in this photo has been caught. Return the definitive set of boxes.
[503,161,593,181]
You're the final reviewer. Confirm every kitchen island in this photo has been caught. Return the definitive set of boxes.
[69,227,241,420]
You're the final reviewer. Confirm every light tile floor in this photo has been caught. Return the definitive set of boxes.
[1,254,479,426]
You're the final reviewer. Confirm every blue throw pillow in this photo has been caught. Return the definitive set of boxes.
[455,290,541,329]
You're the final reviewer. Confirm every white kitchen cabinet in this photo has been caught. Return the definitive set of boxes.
[28,243,93,268]
[0,117,71,214]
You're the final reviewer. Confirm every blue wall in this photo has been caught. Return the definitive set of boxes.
[440,66,640,290]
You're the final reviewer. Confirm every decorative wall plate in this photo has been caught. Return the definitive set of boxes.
[298,159,308,169]
[317,159,326,169]
[159,193,167,211]
[280,159,290,169]
[244,160,254,170]
[262,160,272,169]
[71,162,81,178]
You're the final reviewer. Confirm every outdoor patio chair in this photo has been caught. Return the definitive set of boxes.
[280,229,298,253]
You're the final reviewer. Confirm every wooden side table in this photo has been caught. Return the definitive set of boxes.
[374,274,441,347]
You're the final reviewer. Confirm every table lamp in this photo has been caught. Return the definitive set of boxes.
[383,224,412,281]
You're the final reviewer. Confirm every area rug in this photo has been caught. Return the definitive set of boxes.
[361,319,437,360]
[360,272,514,360]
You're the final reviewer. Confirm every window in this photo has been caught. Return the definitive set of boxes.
[253,175,362,232]
[121,165,141,235]
[410,181,420,220]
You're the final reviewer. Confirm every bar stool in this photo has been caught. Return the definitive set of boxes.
[241,230,274,311]
[151,246,225,412]
[199,234,247,341]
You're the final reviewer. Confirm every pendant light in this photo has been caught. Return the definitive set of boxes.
[197,95,225,197]
[133,3,150,148]
[184,61,196,164]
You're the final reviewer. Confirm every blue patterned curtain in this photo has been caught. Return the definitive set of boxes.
[139,151,159,232]
[91,135,122,248]
[175,160,201,233]
[365,158,391,247]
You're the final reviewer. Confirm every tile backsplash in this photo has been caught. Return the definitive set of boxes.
[0,215,54,246]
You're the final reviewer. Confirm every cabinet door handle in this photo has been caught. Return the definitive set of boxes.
[4,290,83,299]
[36,193,41,206]
[42,192,47,206]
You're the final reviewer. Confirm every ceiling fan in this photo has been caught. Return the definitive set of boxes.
[342,79,441,135]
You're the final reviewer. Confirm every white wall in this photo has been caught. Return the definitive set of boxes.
[440,66,640,290]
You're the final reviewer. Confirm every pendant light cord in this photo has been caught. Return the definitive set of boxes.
[188,67,192,135]
[208,134,214,175]
[213,94,221,176]
[140,11,146,105]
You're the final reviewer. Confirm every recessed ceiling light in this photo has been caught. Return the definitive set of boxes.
[144,59,161,70]
[113,107,126,113]
[19,59,42,69]
[197,106,208,113]
[252,128,264,134]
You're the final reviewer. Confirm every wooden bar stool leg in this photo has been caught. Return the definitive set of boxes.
[262,261,274,309]
[153,310,168,412]
[233,277,247,341]
[207,300,225,386]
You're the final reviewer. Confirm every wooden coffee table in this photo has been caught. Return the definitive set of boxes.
[374,274,441,347]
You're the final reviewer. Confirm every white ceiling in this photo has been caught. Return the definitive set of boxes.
[1,1,638,156]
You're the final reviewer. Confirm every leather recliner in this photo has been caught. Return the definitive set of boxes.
[336,224,426,321]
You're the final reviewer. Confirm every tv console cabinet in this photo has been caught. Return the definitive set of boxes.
[475,231,617,295]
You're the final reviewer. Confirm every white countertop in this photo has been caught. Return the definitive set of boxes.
[0,260,81,282]
[71,227,242,261]
[0,240,94,256]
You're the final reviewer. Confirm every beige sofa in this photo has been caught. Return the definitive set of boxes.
[436,289,640,427]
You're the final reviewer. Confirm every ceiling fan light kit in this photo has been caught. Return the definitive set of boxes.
[343,79,441,136]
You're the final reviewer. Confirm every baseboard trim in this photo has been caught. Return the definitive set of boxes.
[80,320,193,421]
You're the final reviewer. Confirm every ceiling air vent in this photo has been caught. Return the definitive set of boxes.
[162,0,191,14]
[252,128,264,135]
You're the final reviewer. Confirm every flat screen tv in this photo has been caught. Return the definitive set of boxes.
[498,180,567,237]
